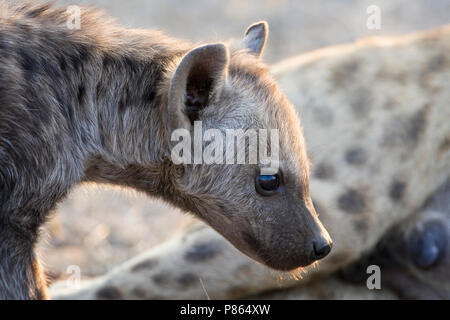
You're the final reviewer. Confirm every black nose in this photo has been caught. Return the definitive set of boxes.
[312,240,333,260]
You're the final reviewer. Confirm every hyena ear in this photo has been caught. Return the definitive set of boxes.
[243,21,269,57]
[168,43,229,130]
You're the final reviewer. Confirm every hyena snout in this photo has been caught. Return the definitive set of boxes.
[311,234,333,261]
[294,222,333,267]
[243,213,333,271]
[304,205,333,262]
[310,214,333,261]
[291,212,333,268]
[265,228,332,271]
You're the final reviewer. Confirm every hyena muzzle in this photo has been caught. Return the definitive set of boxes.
[0,3,331,299]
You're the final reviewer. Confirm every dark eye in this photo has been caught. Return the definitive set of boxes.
[255,174,280,195]
[408,221,446,270]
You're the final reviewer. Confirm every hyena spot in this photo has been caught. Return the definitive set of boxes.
[375,65,407,83]
[381,106,429,148]
[314,162,335,180]
[349,86,372,118]
[427,53,447,73]
[407,107,428,145]
[312,104,334,127]
[353,219,369,234]
[234,264,253,277]
[389,180,407,202]
[345,147,367,166]
[176,273,198,289]
[420,71,441,93]
[131,258,158,272]
[439,137,450,154]
[131,287,147,298]
[337,189,366,214]
[330,60,360,88]
[96,286,122,300]
[184,241,223,263]
[152,272,171,286]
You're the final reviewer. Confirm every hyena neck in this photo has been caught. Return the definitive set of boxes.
[82,31,192,193]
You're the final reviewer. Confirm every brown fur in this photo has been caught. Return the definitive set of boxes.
[0,2,329,298]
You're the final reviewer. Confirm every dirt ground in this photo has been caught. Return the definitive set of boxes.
[35,0,449,282]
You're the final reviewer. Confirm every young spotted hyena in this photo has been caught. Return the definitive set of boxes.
[0,3,332,299]
[48,26,450,300]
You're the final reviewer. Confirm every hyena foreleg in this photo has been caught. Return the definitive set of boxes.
[0,223,48,299]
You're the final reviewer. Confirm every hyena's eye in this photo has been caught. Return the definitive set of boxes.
[255,175,280,195]
[408,221,446,270]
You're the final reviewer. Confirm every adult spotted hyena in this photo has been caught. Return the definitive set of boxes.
[0,3,331,299]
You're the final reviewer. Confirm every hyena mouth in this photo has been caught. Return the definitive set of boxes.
[240,231,317,271]
[240,226,333,271]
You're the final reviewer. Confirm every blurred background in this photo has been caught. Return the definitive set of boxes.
[35,0,450,281]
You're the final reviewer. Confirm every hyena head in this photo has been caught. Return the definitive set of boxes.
[339,181,449,298]
[379,182,450,298]
[164,22,332,270]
